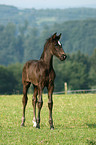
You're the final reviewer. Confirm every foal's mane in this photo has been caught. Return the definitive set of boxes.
[44,36,52,48]
[40,36,52,60]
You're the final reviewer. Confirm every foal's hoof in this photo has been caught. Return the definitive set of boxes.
[33,121,37,127]
[36,124,40,129]
[50,126,54,130]
[21,123,24,127]
[21,117,25,127]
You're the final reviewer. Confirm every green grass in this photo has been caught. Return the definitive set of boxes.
[0,94,96,145]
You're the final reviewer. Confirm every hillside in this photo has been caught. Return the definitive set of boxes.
[0,5,96,66]
[0,5,96,28]
[0,19,96,66]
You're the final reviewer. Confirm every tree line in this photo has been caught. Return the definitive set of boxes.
[0,19,96,66]
[0,49,96,94]
[0,20,96,94]
[0,5,96,28]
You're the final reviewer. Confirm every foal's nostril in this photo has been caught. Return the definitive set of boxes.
[64,54,67,59]
[61,54,67,60]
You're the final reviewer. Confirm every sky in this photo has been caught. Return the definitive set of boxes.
[0,0,96,9]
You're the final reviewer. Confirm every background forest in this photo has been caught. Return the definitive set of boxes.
[0,5,96,94]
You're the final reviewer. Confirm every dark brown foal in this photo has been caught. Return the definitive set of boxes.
[21,33,67,129]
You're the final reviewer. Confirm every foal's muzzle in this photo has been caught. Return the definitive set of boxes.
[60,54,67,61]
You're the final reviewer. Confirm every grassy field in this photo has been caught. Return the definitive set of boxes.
[0,94,96,145]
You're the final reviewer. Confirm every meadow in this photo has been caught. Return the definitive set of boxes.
[0,94,96,145]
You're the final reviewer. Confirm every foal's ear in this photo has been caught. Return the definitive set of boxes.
[52,32,57,40]
[57,33,62,40]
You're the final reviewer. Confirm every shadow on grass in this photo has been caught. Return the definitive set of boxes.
[54,123,96,130]
[55,123,88,130]
[87,139,96,145]
[86,124,96,128]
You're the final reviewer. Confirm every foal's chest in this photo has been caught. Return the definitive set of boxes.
[44,68,55,83]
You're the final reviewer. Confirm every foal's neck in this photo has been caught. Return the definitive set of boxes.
[40,46,53,68]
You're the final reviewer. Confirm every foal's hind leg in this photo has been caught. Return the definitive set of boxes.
[21,82,31,126]
[32,85,38,127]
[48,83,54,130]
[36,86,43,129]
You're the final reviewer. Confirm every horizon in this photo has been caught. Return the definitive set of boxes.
[0,4,96,10]
[0,0,96,9]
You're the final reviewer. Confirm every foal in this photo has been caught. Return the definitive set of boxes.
[21,33,67,129]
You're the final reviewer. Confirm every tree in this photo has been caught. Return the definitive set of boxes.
[54,52,90,92]
[8,63,23,94]
[0,66,17,94]
[89,48,96,88]
[0,23,17,65]
[23,27,39,62]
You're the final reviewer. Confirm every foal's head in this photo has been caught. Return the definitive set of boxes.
[49,33,67,61]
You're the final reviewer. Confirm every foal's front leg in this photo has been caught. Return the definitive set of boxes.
[32,85,38,127]
[36,86,43,129]
[48,83,54,130]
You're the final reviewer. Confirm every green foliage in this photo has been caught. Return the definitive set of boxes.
[23,27,40,62]
[54,51,90,92]
[7,63,23,94]
[0,19,96,65]
[0,50,96,94]
[89,48,96,88]
[0,23,23,65]
[0,66,17,94]
[0,63,23,94]
[0,94,96,144]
